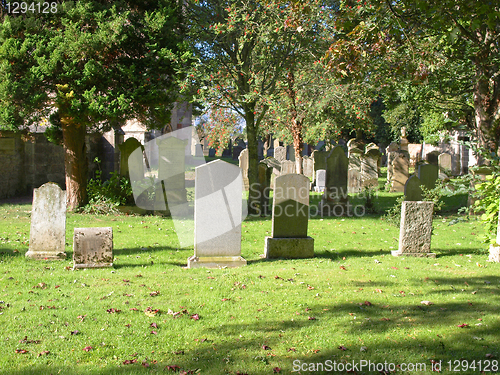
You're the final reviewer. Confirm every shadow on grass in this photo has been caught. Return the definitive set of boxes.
[6,276,500,375]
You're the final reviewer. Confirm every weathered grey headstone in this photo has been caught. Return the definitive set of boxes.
[400,127,409,152]
[156,136,188,212]
[26,183,66,260]
[313,150,328,176]
[119,138,143,178]
[392,201,435,258]
[73,227,113,269]
[238,148,249,190]
[390,152,409,193]
[361,145,381,189]
[264,174,314,258]
[385,142,399,189]
[281,160,295,175]
[287,145,295,162]
[258,161,272,216]
[274,146,286,163]
[321,146,349,215]
[438,152,452,174]
[404,175,423,201]
[187,160,246,268]
[348,147,363,194]
[202,137,209,156]
[418,163,439,190]
[302,156,314,179]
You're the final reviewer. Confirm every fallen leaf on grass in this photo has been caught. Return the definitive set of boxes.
[221,298,230,302]
[457,323,469,328]
[337,345,348,351]
[37,351,50,357]
[150,291,160,297]
[142,361,149,367]
[130,308,138,311]
[151,331,158,335]
[421,301,434,306]
[307,286,315,290]
[308,316,316,320]
[70,330,79,335]
[123,359,137,365]
[19,336,41,344]
[150,322,158,328]
[359,301,372,306]
[145,307,160,317]
[287,348,296,352]
[273,367,281,373]
[339,266,346,270]
[190,314,200,320]
[83,346,92,352]
[486,353,495,358]
[262,345,271,350]
[106,308,121,314]
[14,349,28,354]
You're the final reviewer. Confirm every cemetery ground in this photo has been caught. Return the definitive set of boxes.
[0,193,499,375]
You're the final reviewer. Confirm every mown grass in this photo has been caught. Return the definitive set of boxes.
[0,194,498,375]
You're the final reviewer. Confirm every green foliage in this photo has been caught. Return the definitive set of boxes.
[83,159,133,214]
[383,195,405,227]
[473,173,500,244]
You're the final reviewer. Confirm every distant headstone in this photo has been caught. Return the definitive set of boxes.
[400,127,409,152]
[208,148,216,157]
[258,162,272,216]
[348,147,363,194]
[281,160,295,175]
[302,156,314,179]
[362,145,381,189]
[404,175,423,201]
[156,136,188,212]
[315,169,326,193]
[238,148,249,190]
[321,146,348,215]
[202,138,209,157]
[119,138,143,178]
[287,145,295,162]
[187,160,246,268]
[418,163,439,190]
[392,201,435,257]
[274,146,286,163]
[26,183,66,260]
[438,152,452,174]
[264,174,314,258]
[390,152,409,193]
[385,142,399,189]
[426,151,439,165]
[73,227,113,269]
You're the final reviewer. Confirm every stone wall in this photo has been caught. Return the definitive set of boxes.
[0,131,100,199]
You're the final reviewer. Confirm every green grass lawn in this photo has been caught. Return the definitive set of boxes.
[0,197,498,375]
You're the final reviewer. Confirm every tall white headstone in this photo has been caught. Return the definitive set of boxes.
[187,160,247,268]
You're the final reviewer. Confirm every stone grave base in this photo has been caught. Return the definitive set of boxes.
[391,250,436,258]
[489,244,500,262]
[25,251,66,260]
[264,236,314,259]
[187,255,247,269]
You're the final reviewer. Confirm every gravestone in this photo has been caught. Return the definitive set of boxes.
[385,142,399,189]
[156,136,188,213]
[238,148,249,190]
[348,147,363,194]
[187,160,246,268]
[26,183,66,260]
[264,174,314,258]
[400,127,409,151]
[404,175,423,201]
[418,163,439,190]
[314,169,326,193]
[426,151,439,166]
[362,145,381,189]
[321,146,349,215]
[313,150,328,176]
[119,138,143,178]
[274,146,286,163]
[392,201,435,257]
[202,137,209,157]
[302,156,314,179]
[390,152,409,193]
[438,152,452,176]
[281,160,295,175]
[287,145,295,162]
[258,161,272,216]
[73,227,113,269]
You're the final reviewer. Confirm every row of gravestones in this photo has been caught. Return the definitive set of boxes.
[27,178,451,268]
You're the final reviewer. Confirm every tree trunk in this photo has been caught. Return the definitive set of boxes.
[61,117,88,210]
[244,106,260,216]
[286,69,304,174]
